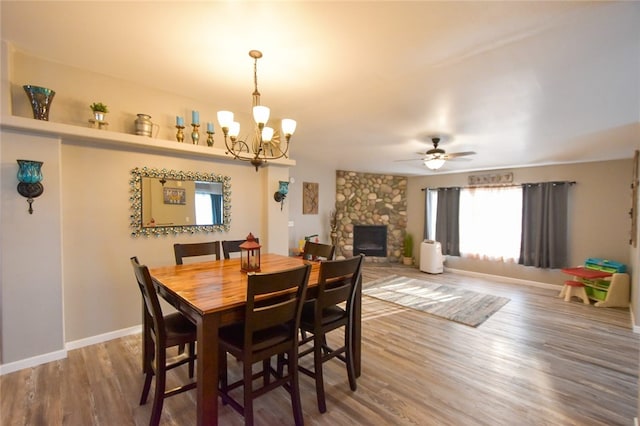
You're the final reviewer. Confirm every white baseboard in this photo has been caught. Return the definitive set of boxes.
[444,267,562,291]
[0,349,67,376]
[0,325,141,376]
[65,325,141,351]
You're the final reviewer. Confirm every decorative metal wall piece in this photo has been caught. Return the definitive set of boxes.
[303,182,318,214]
[468,172,513,186]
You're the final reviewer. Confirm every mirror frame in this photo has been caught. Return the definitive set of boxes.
[130,166,231,237]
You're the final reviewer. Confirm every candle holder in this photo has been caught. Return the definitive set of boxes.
[206,130,214,147]
[191,123,200,145]
[176,125,185,142]
[16,159,44,214]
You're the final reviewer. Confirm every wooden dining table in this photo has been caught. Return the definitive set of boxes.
[149,253,362,426]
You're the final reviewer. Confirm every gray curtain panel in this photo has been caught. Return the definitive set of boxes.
[435,187,461,256]
[519,182,570,268]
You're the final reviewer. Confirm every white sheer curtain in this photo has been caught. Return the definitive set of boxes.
[459,186,522,262]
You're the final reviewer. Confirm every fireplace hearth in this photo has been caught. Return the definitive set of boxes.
[353,225,387,257]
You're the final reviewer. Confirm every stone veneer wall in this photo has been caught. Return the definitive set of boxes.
[334,170,408,262]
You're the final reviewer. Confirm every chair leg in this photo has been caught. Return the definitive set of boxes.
[219,349,229,405]
[149,351,166,426]
[263,358,271,386]
[244,360,254,426]
[314,333,327,413]
[288,349,304,426]
[345,323,357,391]
[188,341,195,378]
[139,370,153,405]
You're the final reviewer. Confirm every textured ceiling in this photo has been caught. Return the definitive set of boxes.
[2,1,639,175]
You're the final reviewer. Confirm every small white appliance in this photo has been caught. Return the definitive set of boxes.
[420,240,444,274]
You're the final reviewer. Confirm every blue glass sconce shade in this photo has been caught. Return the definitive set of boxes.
[23,85,55,121]
[16,160,44,214]
[274,180,290,210]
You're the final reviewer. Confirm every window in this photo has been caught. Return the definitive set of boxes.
[458,186,522,262]
[195,192,214,225]
[425,186,522,262]
[460,186,522,262]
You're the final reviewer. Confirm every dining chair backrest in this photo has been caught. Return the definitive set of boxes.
[244,264,311,352]
[315,254,364,314]
[222,238,259,260]
[131,256,166,340]
[173,241,221,265]
[302,240,335,261]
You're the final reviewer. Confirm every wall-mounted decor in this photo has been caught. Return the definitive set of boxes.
[163,187,186,205]
[631,150,639,247]
[468,172,513,186]
[130,167,231,237]
[16,159,44,214]
[303,182,318,214]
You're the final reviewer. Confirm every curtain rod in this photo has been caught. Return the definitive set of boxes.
[421,181,576,191]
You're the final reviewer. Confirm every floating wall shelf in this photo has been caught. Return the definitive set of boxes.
[0,115,296,167]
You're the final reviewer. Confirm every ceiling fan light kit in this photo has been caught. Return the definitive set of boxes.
[406,136,476,171]
[424,157,446,170]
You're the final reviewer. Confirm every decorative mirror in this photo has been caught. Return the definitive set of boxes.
[130,167,231,237]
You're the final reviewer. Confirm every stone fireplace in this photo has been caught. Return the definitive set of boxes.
[334,170,407,262]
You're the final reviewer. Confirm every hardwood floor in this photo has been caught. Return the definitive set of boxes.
[2,264,638,425]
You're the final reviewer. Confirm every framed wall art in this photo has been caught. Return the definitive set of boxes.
[303,182,319,214]
[163,187,186,205]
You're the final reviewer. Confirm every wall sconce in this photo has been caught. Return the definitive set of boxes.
[274,179,291,210]
[16,159,44,214]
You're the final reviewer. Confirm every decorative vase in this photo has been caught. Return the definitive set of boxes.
[135,113,158,137]
[23,85,55,120]
[93,111,106,121]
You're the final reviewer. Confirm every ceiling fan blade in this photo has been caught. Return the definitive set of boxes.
[444,151,476,159]
[394,158,423,162]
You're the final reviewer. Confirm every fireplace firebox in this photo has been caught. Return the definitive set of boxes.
[353,225,387,257]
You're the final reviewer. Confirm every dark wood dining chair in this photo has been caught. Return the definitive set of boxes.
[297,254,364,413]
[302,240,335,261]
[173,241,221,264]
[222,238,259,259]
[130,257,197,426]
[218,264,311,426]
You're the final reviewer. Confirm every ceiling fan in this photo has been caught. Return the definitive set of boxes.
[400,136,476,170]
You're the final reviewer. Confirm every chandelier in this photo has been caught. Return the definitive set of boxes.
[217,50,297,171]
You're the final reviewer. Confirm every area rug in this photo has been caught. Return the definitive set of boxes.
[363,275,510,327]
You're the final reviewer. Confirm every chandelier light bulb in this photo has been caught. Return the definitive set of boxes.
[217,110,234,129]
[253,105,270,126]
[229,122,240,138]
[281,119,297,137]
[262,126,274,142]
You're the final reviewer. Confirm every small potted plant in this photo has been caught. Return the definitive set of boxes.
[403,232,414,265]
[89,102,109,121]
